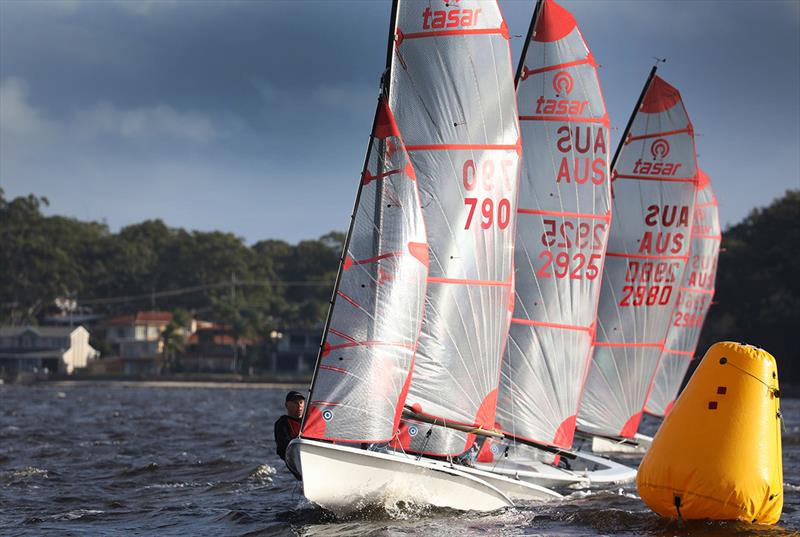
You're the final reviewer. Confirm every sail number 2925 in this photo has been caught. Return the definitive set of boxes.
[463,159,513,230]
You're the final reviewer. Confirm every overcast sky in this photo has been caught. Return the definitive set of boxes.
[1,0,798,244]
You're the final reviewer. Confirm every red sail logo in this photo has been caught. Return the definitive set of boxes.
[650,138,670,159]
[552,71,574,96]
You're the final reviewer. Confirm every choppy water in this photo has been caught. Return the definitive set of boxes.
[0,384,797,536]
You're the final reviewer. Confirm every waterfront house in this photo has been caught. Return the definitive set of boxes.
[0,325,99,376]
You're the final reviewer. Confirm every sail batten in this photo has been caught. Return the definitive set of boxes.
[494,0,612,454]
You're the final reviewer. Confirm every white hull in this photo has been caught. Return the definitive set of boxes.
[292,438,514,514]
[590,433,652,455]
[475,449,636,488]
[454,465,562,501]
[474,460,588,489]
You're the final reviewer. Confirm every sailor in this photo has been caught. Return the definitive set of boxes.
[274,390,304,479]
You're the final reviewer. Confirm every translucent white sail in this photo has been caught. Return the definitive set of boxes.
[577,75,698,438]
[495,0,611,452]
[645,170,720,416]
[388,0,520,456]
[302,99,429,443]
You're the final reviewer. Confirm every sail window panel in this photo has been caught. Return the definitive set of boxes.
[390,36,518,146]
[395,0,503,34]
[578,345,661,436]
[497,323,591,447]
[512,212,607,327]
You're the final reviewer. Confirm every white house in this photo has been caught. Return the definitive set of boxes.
[0,325,99,375]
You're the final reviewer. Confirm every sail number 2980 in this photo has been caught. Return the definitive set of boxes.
[463,159,514,230]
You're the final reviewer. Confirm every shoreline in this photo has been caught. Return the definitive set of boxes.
[38,379,307,389]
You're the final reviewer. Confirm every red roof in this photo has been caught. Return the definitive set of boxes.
[104,311,173,326]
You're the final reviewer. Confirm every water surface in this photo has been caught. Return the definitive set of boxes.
[1,384,797,536]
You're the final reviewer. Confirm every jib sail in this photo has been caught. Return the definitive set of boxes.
[301,97,429,444]
[645,169,720,416]
[388,0,521,456]
[577,72,698,438]
[496,0,611,452]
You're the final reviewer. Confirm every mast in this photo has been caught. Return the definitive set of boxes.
[303,0,400,425]
[514,0,543,87]
[610,65,657,171]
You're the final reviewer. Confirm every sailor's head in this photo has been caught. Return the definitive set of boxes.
[285,391,305,418]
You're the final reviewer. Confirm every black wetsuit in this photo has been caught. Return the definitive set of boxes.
[274,415,302,479]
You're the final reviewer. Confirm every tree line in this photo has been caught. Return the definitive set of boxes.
[0,189,343,345]
[1,188,798,385]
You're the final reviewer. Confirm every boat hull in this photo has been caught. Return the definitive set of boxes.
[476,449,636,488]
[292,438,513,514]
[591,433,652,455]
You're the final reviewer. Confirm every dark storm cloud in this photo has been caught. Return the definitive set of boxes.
[1,0,798,243]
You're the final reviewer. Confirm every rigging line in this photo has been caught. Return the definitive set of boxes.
[719,357,777,393]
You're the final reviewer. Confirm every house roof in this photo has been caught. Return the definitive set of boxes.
[0,325,82,338]
[104,311,173,326]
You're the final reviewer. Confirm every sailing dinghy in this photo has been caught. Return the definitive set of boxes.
[577,68,700,454]
[290,0,560,513]
[644,169,720,417]
[472,0,635,486]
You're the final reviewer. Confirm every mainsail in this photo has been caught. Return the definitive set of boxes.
[645,169,720,416]
[496,0,611,451]
[577,72,698,438]
[301,97,429,444]
[388,0,521,456]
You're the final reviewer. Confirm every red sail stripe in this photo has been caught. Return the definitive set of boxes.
[519,115,608,124]
[692,234,722,240]
[662,348,694,356]
[406,143,520,152]
[679,287,714,295]
[626,126,692,143]
[327,327,357,344]
[319,364,349,374]
[613,174,696,184]
[426,277,512,287]
[400,28,506,40]
[362,168,402,185]
[517,208,611,221]
[606,252,689,261]
[336,290,362,309]
[309,401,342,407]
[326,341,414,353]
[520,57,593,78]
[511,318,593,332]
[353,251,403,265]
[595,341,664,348]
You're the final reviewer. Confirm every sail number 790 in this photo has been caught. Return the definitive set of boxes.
[463,159,514,230]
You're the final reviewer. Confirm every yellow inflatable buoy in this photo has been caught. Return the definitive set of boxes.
[637,341,783,524]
